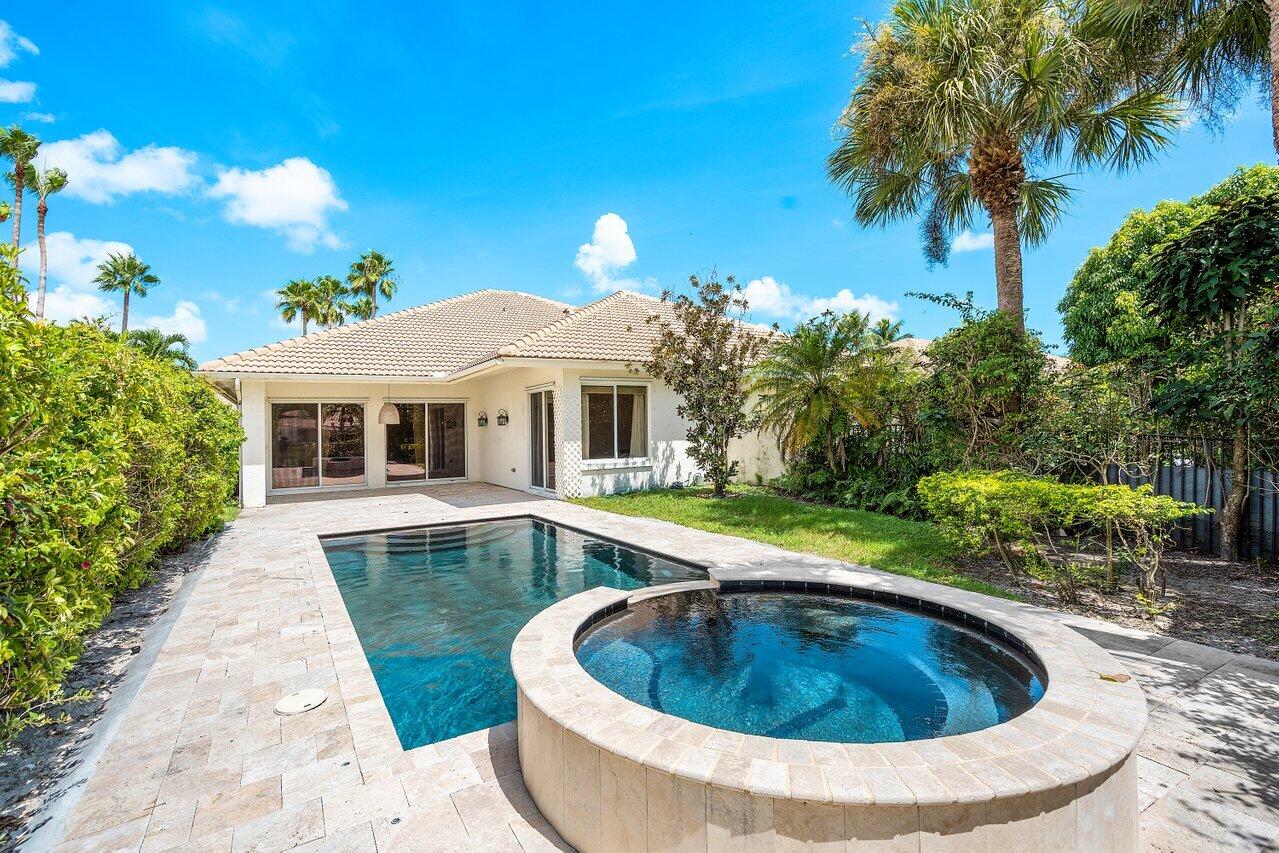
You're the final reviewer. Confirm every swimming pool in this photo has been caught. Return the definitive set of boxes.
[321,517,704,749]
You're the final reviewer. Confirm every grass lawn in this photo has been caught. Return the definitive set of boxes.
[572,485,1017,600]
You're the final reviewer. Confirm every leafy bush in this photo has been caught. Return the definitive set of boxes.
[917,470,1200,604]
[774,430,936,519]
[0,250,241,740]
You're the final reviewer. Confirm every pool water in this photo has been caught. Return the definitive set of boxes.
[576,590,1046,743]
[322,518,704,749]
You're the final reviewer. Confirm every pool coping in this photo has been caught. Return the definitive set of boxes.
[510,568,1147,808]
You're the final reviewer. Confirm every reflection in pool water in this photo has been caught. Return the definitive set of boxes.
[322,518,705,749]
[575,590,1046,743]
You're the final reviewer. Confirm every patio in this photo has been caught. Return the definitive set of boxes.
[42,484,1279,851]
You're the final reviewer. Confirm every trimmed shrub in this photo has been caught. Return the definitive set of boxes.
[0,250,242,740]
[917,470,1200,605]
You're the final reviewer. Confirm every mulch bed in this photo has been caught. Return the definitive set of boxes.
[962,549,1279,661]
[0,535,220,847]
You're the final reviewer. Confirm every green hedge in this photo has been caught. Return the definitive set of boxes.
[917,470,1200,604]
[0,252,242,739]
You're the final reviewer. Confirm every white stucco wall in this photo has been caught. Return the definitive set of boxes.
[233,364,785,507]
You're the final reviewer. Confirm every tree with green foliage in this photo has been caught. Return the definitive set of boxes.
[752,311,892,475]
[126,328,197,370]
[311,275,348,330]
[919,295,1049,467]
[1061,164,1279,365]
[93,253,159,334]
[1142,192,1279,561]
[275,278,321,336]
[0,126,40,255]
[827,0,1179,333]
[643,273,773,497]
[346,250,397,319]
[1084,0,1276,153]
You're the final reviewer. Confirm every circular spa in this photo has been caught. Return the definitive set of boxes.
[576,589,1046,744]
[512,579,1147,852]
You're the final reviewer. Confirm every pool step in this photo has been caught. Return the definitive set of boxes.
[627,579,719,605]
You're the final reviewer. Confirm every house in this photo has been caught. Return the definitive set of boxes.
[198,289,783,507]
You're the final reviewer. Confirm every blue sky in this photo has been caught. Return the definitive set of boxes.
[3,2,1274,362]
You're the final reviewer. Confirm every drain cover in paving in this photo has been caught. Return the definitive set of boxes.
[274,688,327,716]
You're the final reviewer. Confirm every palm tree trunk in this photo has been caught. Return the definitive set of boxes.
[302,316,309,336]
[371,287,377,318]
[121,288,130,335]
[1271,0,1279,156]
[11,162,24,255]
[36,199,47,319]
[991,207,1024,333]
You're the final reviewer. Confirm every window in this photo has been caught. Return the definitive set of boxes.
[384,402,466,482]
[271,402,366,489]
[581,383,647,460]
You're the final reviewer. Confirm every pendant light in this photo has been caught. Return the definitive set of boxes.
[377,384,399,424]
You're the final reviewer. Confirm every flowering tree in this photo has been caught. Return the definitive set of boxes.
[643,273,772,497]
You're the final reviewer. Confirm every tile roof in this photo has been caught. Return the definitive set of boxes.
[199,288,780,380]
[198,290,574,378]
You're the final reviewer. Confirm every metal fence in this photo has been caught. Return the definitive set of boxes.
[852,427,1279,562]
[1104,435,1279,562]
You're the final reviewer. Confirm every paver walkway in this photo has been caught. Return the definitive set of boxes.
[43,484,1279,851]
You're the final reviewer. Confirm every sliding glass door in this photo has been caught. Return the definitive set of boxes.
[271,402,366,490]
[530,390,556,491]
[384,402,467,483]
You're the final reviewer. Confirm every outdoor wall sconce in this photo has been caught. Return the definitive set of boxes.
[477,411,489,427]
[496,409,509,426]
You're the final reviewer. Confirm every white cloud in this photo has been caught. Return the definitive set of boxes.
[42,130,199,204]
[573,212,654,293]
[202,289,241,313]
[30,231,135,323]
[0,80,35,103]
[0,21,38,67]
[138,300,208,344]
[207,157,347,253]
[22,111,54,123]
[739,275,899,323]
[831,218,845,229]
[37,287,114,323]
[42,231,135,290]
[950,230,994,252]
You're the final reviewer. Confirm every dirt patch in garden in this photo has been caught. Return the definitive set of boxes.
[0,534,219,848]
[964,550,1279,661]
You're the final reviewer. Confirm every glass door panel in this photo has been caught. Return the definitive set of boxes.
[545,394,556,490]
[427,403,466,479]
[320,403,366,485]
[271,403,319,489]
[386,403,427,482]
[530,391,545,489]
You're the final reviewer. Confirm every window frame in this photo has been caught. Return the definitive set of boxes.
[579,379,651,465]
[268,399,370,493]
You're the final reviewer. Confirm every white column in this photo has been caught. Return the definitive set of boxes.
[367,393,388,490]
[558,370,584,498]
[240,380,268,508]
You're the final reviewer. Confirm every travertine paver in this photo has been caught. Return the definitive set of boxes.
[49,484,1279,851]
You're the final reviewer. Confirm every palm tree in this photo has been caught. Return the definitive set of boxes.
[751,311,888,474]
[93,253,159,334]
[126,328,197,370]
[275,278,322,336]
[346,250,397,318]
[30,165,68,320]
[311,275,348,330]
[342,294,375,321]
[870,317,907,346]
[0,126,41,254]
[1084,1,1274,154]
[828,0,1179,334]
